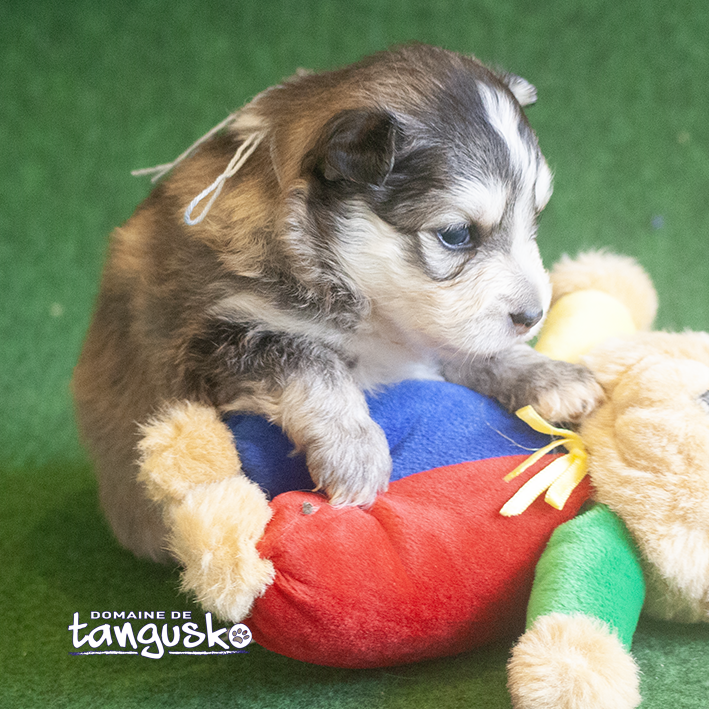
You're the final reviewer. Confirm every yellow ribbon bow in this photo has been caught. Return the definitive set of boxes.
[500,406,588,517]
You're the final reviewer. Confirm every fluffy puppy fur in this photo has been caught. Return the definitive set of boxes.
[74,44,602,561]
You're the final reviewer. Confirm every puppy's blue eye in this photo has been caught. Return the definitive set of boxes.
[437,224,478,249]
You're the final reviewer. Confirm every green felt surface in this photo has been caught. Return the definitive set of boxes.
[2,0,709,706]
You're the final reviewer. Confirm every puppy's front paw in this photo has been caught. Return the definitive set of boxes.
[306,417,392,508]
[531,361,604,424]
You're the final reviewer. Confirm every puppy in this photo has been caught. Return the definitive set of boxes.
[74,44,602,562]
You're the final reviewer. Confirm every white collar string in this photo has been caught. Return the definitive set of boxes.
[132,114,266,225]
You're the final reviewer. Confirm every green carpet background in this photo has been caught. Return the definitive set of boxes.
[2,0,708,706]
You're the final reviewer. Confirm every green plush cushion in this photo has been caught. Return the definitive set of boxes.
[527,503,646,649]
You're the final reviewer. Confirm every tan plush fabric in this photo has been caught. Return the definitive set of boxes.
[508,613,641,709]
[582,331,709,622]
[137,400,275,621]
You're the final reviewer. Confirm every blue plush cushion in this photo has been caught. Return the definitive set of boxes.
[224,380,553,499]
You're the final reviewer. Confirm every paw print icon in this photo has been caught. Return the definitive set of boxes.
[228,624,252,649]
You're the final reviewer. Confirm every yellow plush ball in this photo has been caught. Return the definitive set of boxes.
[535,290,637,364]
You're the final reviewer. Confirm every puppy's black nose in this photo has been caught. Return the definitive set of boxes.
[510,309,544,333]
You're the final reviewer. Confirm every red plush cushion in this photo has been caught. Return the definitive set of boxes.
[249,454,591,668]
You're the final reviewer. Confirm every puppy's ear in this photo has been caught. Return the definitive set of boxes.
[308,109,399,186]
[502,74,538,107]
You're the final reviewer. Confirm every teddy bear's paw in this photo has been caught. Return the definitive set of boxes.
[507,614,641,709]
[529,360,605,425]
[167,474,275,621]
[137,400,242,505]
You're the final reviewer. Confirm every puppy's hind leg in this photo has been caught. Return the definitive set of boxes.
[445,344,604,424]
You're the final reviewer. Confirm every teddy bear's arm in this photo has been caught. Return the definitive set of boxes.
[526,502,645,647]
[507,503,646,709]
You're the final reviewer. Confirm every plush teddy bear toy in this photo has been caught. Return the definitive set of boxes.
[507,252,709,708]
[136,252,709,709]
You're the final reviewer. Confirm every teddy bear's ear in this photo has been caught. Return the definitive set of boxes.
[550,251,658,330]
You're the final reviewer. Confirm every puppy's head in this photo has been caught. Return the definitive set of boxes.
[213,45,552,356]
[282,45,553,359]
